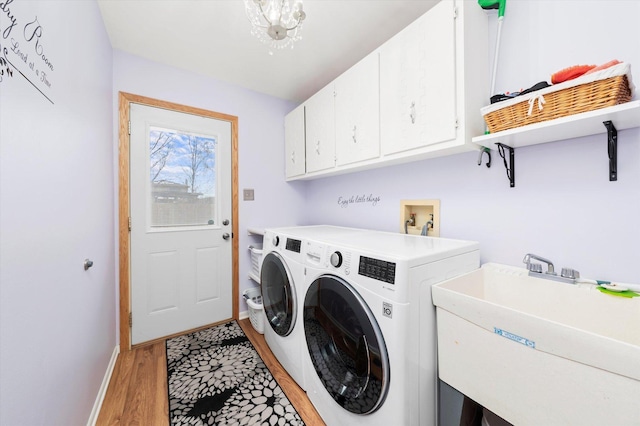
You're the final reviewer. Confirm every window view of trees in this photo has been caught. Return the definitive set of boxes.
[149,128,217,227]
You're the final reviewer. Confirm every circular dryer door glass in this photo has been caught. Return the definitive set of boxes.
[261,252,296,336]
[303,275,390,415]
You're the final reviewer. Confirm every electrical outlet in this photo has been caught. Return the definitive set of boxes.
[243,189,255,201]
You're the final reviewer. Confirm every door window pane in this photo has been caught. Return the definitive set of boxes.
[149,127,217,227]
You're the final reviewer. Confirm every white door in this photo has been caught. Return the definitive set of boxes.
[130,103,232,345]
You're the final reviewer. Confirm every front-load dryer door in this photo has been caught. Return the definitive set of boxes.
[261,252,297,336]
[304,274,390,415]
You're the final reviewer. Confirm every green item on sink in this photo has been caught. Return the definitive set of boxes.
[597,286,640,298]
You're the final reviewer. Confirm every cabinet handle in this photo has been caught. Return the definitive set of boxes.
[352,125,357,143]
[410,101,416,124]
[291,151,295,163]
[316,140,320,155]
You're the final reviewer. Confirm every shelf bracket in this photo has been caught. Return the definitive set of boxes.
[603,120,617,181]
[496,143,515,188]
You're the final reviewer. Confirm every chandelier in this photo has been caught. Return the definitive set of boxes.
[244,0,306,52]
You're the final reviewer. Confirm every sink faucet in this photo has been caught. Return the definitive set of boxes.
[523,253,579,284]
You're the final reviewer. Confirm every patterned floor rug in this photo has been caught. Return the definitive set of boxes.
[166,321,305,425]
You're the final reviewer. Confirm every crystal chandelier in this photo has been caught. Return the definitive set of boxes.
[244,0,306,52]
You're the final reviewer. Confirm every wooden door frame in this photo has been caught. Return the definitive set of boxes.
[118,92,239,351]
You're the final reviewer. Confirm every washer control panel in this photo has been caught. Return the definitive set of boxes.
[358,256,396,285]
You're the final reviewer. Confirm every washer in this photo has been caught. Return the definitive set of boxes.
[300,227,480,426]
[260,226,370,391]
[260,227,308,390]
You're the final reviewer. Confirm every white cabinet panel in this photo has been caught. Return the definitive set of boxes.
[380,0,456,156]
[305,83,336,173]
[284,104,306,179]
[335,53,380,166]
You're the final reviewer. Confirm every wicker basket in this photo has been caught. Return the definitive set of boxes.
[483,64,633,133]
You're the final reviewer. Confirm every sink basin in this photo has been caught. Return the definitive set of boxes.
[432,263,640,425]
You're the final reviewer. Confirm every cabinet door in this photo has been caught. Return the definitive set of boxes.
[284,104,306,179]
[305,83,336,173]
[335,53,380,166]
[380,0,456,155]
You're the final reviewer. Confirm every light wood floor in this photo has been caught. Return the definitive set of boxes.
[96,318,324,425]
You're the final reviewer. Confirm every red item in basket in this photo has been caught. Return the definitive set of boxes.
[551,64,596,84]
[584,59,621,75]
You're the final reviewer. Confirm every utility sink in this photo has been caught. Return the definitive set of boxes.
[432,263,640,426]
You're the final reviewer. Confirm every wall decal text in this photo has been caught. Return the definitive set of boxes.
[338,194,381,208]
[1,0,55,104]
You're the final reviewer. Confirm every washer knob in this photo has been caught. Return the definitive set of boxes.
[273,235,280,247]
[330,251,343,268]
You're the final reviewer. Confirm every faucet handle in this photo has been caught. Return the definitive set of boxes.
[528,263,543,273]
[561,268,580,279]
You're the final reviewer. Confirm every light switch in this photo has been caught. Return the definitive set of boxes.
[243,189,255,201]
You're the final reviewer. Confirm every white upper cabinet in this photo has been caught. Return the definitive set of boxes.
[305,82,336,174]
[380,0,456,155]
[335,53,380,166]
[284,103,306,179]
[287,0,488,180]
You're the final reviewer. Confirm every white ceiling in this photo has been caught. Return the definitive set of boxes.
[97,0,439,103]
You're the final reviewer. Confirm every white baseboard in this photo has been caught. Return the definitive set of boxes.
[87,345,120,426]
[239,310,249,320]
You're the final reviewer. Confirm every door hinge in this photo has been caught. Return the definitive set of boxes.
[128,217,131,232]
[453,6,458,19]
[128,121,131,135]
[129,312,132,328]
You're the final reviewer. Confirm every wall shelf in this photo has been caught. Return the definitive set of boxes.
[247,227,265,236]
[472,101,640,149]
[472,101,640,186]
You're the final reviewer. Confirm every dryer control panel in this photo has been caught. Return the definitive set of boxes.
[285,238,301,253]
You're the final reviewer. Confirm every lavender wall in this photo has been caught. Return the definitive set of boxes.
[0,1,637,423]
[0,1,115,424]
[303,0,640,284]
[112,50,305,332]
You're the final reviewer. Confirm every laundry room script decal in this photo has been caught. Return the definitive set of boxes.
[337,194,381,208]
[0,0,55,104]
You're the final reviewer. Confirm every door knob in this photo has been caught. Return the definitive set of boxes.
[222,233,231,240]
[222,219,230,226]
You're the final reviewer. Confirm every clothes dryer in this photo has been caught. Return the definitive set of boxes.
[300,227,480,426]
